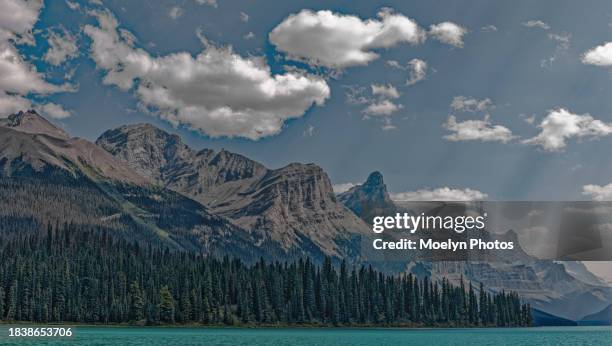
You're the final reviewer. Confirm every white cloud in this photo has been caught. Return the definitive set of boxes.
[195,0,217,7]
[0,0,43,44]
[542,32,570,68]
[450,96,493,113]
[429,22,467,48]
[371,83,399,99]
[84,10,330,140]
[406,58,427,85]
[65,1,80,11]
[481,25,498,32]
[0,0,71,118]
[344,85,369,105]
[44,27,78,65]
[523,108,612,151]
[443,115,515,143]
[582,42,612,66]
[583,183,612,201]
[36,102,71,119]
[333,182,355,194]
[240,11,249,22]
[168,7,184,20]
[0,92,31,116]
[522,20,550,30]
[391,187,488,201]
[363,99,402,116]
[381,117,396,131]
[302,124,315,137]
[269,9,425,68]
[243,32,255,40]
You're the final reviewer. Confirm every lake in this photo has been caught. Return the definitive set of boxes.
[0,326,611,345]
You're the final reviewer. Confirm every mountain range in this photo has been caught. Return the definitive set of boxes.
[1,110,610,322]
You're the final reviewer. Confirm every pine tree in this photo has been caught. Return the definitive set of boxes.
[158,286,175,323]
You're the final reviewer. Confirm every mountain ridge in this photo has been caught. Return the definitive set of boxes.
[96,123,371,259]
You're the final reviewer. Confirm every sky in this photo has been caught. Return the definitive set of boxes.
[5,0,612,202]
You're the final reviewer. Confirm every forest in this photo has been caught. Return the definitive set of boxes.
[0,223,532,327]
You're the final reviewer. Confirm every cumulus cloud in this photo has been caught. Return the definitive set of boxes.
[582,42,612,66]
[363,99,402,116]
[450,96,493,113]
[523,108,612,151]
[522,20,550,30]
[583,183,612,201]
[391,187,488,201]
[429,22,467,48]
[406,58,427,85]
[0,92,31,116]
[387,58,428,85]
[0,0,72,117]
[333,183,355,194]
[195,0,217,7]
[240,11,249,22]
[269,9,425,68]
[371,83,399,99]
[168,7,184,20]
[44,26,78,65]
[84,10,330,140]
[36,102,71,119]
[443,115,515,143]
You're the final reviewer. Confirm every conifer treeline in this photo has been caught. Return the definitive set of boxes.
[0,224,531,327]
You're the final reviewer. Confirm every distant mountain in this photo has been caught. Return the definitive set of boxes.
[337,171,612,321]
[558,261,608,287]
[97,123,370,260]
[337,171,400,224]
[580,304,612,325]
[532,308,577,326]
[0,111,266,261]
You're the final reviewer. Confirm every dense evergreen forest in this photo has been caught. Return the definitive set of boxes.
[0,224,531,327]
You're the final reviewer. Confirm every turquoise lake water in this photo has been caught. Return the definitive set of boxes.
[0,326,611,345]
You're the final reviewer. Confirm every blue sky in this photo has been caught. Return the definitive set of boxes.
[5,0,612,201]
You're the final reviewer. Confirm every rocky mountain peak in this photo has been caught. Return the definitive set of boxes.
[337,171,399,224]
[1,110,69,139]
[96,123,194,182]
[365,171,384,187]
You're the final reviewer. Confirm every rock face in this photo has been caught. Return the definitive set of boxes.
[0,111,265,261]
[97,124,370,258]
[337,171,400,224]
[0,110,69,139]
[0,110,147,184]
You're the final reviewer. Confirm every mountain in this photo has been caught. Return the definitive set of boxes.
[558,261,608,287]
[532,308,577,326]
[96,123,370,259]
[0,111,266,261]
[337,171,400,224]
[338,171,612,321]
[580,304,612,325]
[0,111,146,184]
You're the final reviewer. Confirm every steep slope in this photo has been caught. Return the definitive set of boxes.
[337,171,400,224]
[0,111,265,261]
[97,124,370,259]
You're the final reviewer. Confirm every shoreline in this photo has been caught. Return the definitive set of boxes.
[0,322,580,329]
